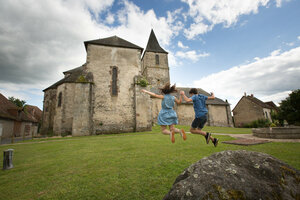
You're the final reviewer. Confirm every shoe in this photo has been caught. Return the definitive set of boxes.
[171,131,175,143]
[181,129,187,141]
[205,132,211,144]
[213,138,219,147]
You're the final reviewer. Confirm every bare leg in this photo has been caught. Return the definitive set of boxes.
[190,127,216,143]
[161,125,175,143]
[171,125,187,140]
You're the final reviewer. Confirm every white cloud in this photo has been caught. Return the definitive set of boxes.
[105,12,115,24]
[297,36,300,40]
[193,46,300,108]
[178,41,189,49]
[270,49,281,56]
[176,50,210,62]
[181,0,271,39]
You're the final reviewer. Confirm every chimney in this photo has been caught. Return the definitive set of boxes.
[244,92,246,96]
[251,94,253,97]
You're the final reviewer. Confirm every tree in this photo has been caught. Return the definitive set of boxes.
[278,89,300,126]
[8,96,26,110]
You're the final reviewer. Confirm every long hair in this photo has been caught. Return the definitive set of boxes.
[160,82,177,94]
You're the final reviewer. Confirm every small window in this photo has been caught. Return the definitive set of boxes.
[112,67,118,96]
[58,92,62,107]
[155,54,159,65]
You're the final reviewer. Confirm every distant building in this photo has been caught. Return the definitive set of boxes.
[42,30,233,136]
[232,93,278,127]
[0,93,41,143]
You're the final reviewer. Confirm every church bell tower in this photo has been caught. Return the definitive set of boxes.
[141,29,170,88]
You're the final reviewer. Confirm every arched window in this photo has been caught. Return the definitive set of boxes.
[112,67,118,96]
[58,92,62,107]
[155,54,159,65]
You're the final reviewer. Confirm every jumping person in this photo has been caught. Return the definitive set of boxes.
[141,83,186,143]
[180,89,218,147]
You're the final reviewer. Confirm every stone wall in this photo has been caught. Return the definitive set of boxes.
[208,105,233,127]
[177,104,194,126]
[233,97,264,127]
[0,119,14,139]
[53,84,73,135]
[41,89,57,134]
[142,52,169,88]
[72,83,93,136]
[86,45,142,134]
[134,77,152,131]
[252,127,300,139]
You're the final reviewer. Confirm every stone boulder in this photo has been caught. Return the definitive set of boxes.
[163,150,300,200]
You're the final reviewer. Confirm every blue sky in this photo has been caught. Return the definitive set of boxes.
[0,0,300,110]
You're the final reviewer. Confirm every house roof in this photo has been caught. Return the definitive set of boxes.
[264,101,279,111]
[144,29,168,54]
[149,87,229,106]
[43,65,92,91]
[25,105,43,122]
[232,95,273,112]
[84,35,143,53]
[0,93,38,122]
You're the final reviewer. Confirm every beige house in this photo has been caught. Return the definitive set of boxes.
[232,93,278,127]
[42,30,233,136]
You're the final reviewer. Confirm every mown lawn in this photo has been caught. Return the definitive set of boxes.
[0,126,299,200]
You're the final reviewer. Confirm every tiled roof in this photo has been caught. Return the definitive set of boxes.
[25,105,43,122]
[144,29,168,54]
[0,93,38,122]
[149,87,229,105]
[84,35,143,52]
[246,95,273,109]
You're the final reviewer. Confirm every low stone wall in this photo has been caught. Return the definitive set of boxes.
[252,127,300,139]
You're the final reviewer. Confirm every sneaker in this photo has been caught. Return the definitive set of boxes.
[171,131,175,143]
[181,129,187,141]
[213,138,219,147]
[205,132,211,144]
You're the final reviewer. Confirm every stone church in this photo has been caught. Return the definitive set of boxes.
[41,30,233,136]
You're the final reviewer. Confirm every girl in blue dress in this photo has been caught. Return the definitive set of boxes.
[141,83,186,143]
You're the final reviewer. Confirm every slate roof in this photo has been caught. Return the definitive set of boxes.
[0,93,38,122]
[264,101,279,112]
[144,29,168,54]
[232,95,273,111]
[149,87,229,105]
[43,65,89,91]
[84,35,143,53]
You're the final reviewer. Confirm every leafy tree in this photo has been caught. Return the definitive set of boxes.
[278,89,300,126]
[8,96,26,110]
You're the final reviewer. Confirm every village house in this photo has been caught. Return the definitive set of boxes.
[232,93,278,127]
[0,93,42,144]
[42,30,233,136]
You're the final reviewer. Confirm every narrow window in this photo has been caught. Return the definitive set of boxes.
[58,92,62,107]
[155,54,159,65]
[112,67,118,96]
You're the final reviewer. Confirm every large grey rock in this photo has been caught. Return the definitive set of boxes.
[163,150,300,200]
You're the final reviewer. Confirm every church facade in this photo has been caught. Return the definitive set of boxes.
[41,30,233,136]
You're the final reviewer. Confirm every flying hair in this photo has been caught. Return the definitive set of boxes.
[160,82,177,94]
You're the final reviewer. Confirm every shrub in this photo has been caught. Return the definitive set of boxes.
[243,119,271,128]
[136,77,149,87]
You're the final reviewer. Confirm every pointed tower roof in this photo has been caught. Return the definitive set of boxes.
[84,35,143,53]
[145,29,168,54]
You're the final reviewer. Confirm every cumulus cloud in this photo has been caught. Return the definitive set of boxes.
[0,0,181,86]
[181,0,271,39]
[178,41,189,49]
[193,46,300,107]
[176,50,210,62]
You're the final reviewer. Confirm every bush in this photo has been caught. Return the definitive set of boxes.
[243,119,271,128]
[136,77,149,87]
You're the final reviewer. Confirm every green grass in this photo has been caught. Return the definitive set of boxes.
[0,126,299,200]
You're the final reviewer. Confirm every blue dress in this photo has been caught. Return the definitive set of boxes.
[157,94,178,125]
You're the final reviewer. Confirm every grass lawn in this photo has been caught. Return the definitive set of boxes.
[0,126,299,200]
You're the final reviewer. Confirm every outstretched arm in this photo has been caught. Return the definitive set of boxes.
[207,92,215,100]
[180,91,193,102]
[174,94,182,104]
[141,89,164,99]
